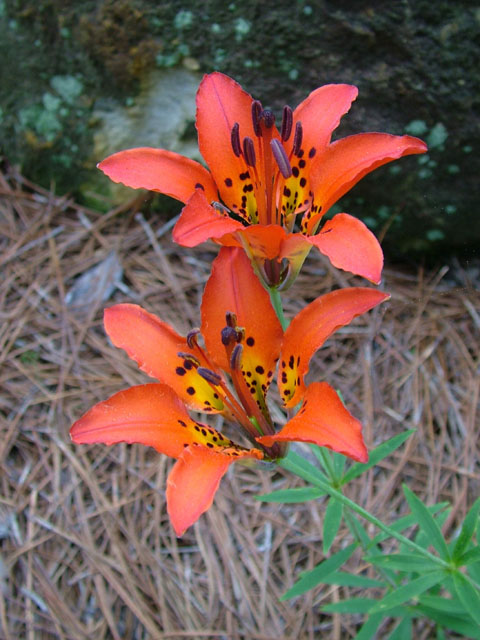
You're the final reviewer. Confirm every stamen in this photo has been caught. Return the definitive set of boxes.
[211,201,230,216]
[226,311,237,327]
[281,106,293,141]
[270,139,293,179]
[251,100,262,136]
[242,137,256,167]
[293,121,303,156]
[262,109,275,129]
[197,367,222,385]
[231,123,242,157]
[177,352,200,367]
[221,326,238,346]
[186,329,200,348]
[230,344,243,371]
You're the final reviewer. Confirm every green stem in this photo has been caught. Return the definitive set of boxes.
[278,455,450,570]
[269,287,288,331]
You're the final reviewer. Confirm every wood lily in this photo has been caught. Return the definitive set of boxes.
[98,72,427,289]
[70,248,388,535]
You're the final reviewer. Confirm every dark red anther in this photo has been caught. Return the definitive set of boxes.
[262,109,275,129]
[225,311,237,327]
[197,367,222,385]
[186,329,200,348]
[292,121,303,156]
[230,344,243,371]
[243,137,256,167]
[281,105,293,142]
[270,139,292,179]
[231,123,242,157]
[251,100,262,136]
[221,326,238,346]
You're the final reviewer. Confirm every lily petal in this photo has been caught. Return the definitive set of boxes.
[70,383,200,458]
[309,213,384,283]
[172,189,244,247]
[307,133,428,230]
[98,147,218,203]
[257,381,368,463]
[166,444,263,536]
[279,288,389,407]
[201,247,283,402]
[104,304,225,413]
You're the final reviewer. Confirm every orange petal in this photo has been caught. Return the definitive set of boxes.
[104,304,225,413]
[257,381,368,463]
[279,288,389,407]
[309,213,383,283]
[196,72,268,223]
[166,444,263,536]
[98,147,218,203]
[307,133,428,229]
[70,383,199,458]
[172,189,244,247]
[201,247,283,403]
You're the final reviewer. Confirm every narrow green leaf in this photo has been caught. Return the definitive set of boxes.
[371,503,449,545]
[387,617,411,640]
[257,486,325,503]
[322,598,376,614]
[333,450,347,477]
[342,430,415,484]
[403,485,450,560]
[452,571,480,625]
[457,546,480,566]
[364,552,438,573]
[281,543,356,600]
[453,497,480,561]
[323,498,344,554]
[322,571,384,588]
[417,605,480,637]
[280,450,330,486]
[419,593,468,614]
[353,613,384,640]
[467,558,480,584]
[369,571,445,613]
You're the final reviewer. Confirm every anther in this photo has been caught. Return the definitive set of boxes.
[221,326,238,346]
[177,352,200,367]
[197,367,222,385]
[211,201,230,216]
[186,329,200,348]
[292,121,303,156]
[262,109,275,129]
[251,100,262,136]
[281,106,293,141]
[242,137,256,167]
[231,123,242,157]
[270,139,293,179]
[230,344,243,371]
[225,311,237,327]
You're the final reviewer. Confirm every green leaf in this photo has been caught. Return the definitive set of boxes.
[280,450,330,486]
[257,486,325,503]
[364,552,438,573]
[353,613,384,640]
[371,503,449,545]
[457,547,480,566]
[333,451,347,478]
[322,598,376,614]
[342,430,415,484]
[452,571,480,625]
[417,605,480,637]
[453,498,480,561]
[321,571,384,588]
[403,485,450,560]
[281,544,356,600]
[323,498,344,554]
[419,593,468,614]
[369,571,445,613]
[387,617,411,640]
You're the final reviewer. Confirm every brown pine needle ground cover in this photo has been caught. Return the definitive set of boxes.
[1,166,479,640]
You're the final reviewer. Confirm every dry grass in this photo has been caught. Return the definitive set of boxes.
[1,166,479,639]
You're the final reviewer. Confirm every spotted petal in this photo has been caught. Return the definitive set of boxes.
[307,133,428,231]
[104,304,225,413]
[70,383,202,458]
[279,288,389,407]
[166,444,263,536]
[201,247,283,405]
[257,381,368,463]
[173,189,244,247]
[309,213,384,283]
[98,147,218,203]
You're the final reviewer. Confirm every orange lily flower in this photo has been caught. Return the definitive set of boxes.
[98,72,427,289]
[70,248,388,535]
